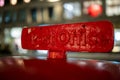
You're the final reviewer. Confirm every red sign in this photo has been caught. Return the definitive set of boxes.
[21,21,114,53]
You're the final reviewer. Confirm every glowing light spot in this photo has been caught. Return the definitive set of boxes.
[10,0,17,5]
[115,32,120,41]
[24,0,31,3]
[47,0,60,2]
[0,0,4,7]
[28,28,31,34]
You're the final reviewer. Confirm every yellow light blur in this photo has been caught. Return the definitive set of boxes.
[10,0,17,5]
[112,46,120,52]
[47,0,60,2]
[24,0,31,3]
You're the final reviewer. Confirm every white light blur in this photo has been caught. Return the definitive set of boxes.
[112,46,120,52]
[112,61,120,64]
[97,62,103,67]
[115,32,120,41]
[14,38,21,48]
[93,4,101,10]
[0,0,4,7]
[14,38,28,54]
[97,62,104,69]
[10,0,17,5]
[114,7,120,16]
[64,4,74,11]
[37,56,47,60]
[106,0,120,16]
[77,61,87,66]
[10,27,22,38]
[106,7,113,16]
[36,50,48,55]
[63,2,81,19]
[47,0,60,2]
[106,0,112,5]
[118,7,120,15]
[24,0,31,3]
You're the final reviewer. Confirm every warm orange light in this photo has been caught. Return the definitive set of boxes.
[47,0,60,2]
[24,0,31,3]
[10,0,17,5]
[48,51,66,59]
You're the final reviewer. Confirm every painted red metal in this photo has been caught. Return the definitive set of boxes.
[21,20,114,53]
[0,57,120,80]
[48,50,66,59]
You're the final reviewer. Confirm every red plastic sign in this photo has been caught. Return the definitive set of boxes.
[21,21,114,53]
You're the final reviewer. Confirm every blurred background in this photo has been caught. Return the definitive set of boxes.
[0,0,120,60]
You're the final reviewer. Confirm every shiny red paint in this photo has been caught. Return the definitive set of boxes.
[21,21,114,53]
[0,57,120,80]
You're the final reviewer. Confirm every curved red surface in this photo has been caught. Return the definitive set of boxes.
[0,57,120,80]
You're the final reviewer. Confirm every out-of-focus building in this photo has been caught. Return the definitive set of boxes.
[0,0,120,55]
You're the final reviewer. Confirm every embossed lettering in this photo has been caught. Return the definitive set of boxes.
[58,30,70,45]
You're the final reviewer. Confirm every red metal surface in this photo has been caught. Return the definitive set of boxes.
[21,21,114,53]
[0,57,120,80]
[48,50,66,59]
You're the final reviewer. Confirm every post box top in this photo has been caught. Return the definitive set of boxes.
[0,56,120,80]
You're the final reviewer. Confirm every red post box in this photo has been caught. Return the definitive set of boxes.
[0,21,119,80]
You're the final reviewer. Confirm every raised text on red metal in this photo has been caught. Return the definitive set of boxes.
[21,21,114,58]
